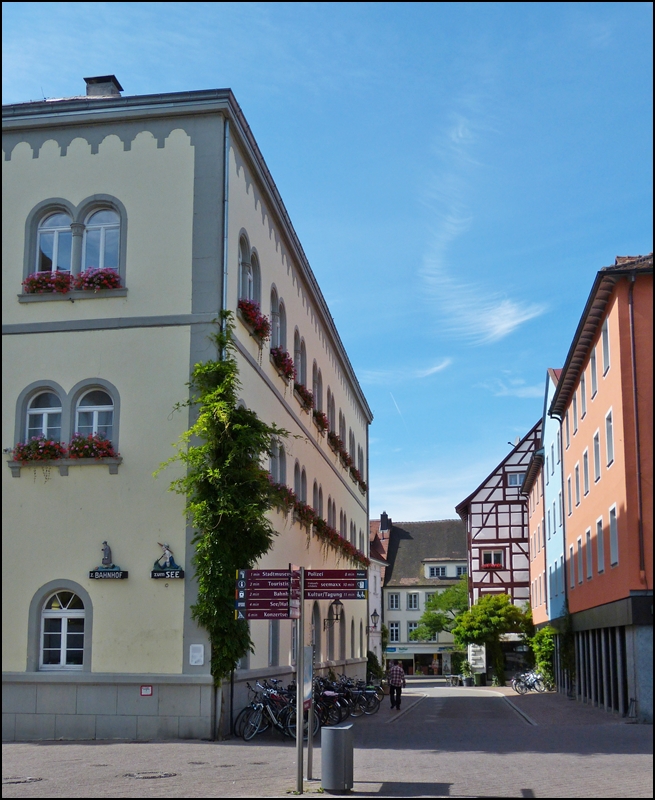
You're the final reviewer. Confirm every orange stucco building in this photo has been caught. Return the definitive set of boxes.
[549,254,652,722]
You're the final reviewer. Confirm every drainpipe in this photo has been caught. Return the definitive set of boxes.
[221,118,230,347]
[628,273,647,587]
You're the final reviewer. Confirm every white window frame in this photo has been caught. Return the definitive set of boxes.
[82,208,120,272]
[583,449,590,496]
[388,621,400,643]
[605,410,614,467]
[481,550,504,568]
[26,391,63,442]
[596,516,605,574]
[40,591,85,670]
[407,593,419,611]
[577,538,584,583]
[602,319,610,375]
[573,392,578,433]
[75,389,114,442]
[407,621,419,639]
[580,371,587,418]
[456,565,467,577]
[574,464,581,506]
[590,346,598,397]
[609,504,619,566]
[428,566,446,578]
[567,477,572,516]
[565,411,570,448]
[388,593,400,611]
[569,545,575,588]
[593,431,601,482]
[36,211,73,273]
[585,528,592,579]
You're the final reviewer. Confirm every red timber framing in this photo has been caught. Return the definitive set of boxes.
[456,421,541,606]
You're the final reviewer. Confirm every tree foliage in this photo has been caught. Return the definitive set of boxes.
[530,625,556,687]
[409,575,469,641]
[156,313,287,683]
[451,593,529,682]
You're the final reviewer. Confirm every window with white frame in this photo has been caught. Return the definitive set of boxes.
[552,500,557,533]
[609,505,618,565]
[26,391,62,441]
[593,431,601,481]
[547,509,551,539]
[580,371,587,418]
[583,450,590,495]
[574,464,581,506]
[557,429,561,462]
[238,237,254,301]
[601,319,610,375]
[590,346,598,397]
[40,591,85,669]
[573,392,578,433]
[559,556,565,593]
[586,529,592,579]
[577,538,583,583]
[270,439,286,485]
[507,472,524,487]
[567,477,572,515]
[545,457,549,485]
[75,390,114,441]
[407,621,419,639]
[36,212,72,273]
[83,209,120,271]
[407,593,419,610]
[558,491,563,525]
[482,550,504,568]
[596,517,605,573]
[429,566,446,578]
[551,444,555,473]
[537,524,541,552]
[388,593,400,610]
[606,411,614,466]
[388,621,400,642]
[569,546,575,588]
[565,411,570,448]
[457,565,467,577]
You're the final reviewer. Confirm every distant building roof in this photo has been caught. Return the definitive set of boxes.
[383,520,466,588]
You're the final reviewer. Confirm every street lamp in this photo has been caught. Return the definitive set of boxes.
[366,609,380,633]
[323,598,344,630]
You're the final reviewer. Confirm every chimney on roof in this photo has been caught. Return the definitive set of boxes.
[84,75,123,97]
[380,511,391,535]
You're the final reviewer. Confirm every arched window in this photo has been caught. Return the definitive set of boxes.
[358,446,364,477]
[327,605,335,661]
[313,480,319,512]
[327,496,333,528]
[270,439,286,485]
[339,411,346,444]
[359,529,364,553]
[327,389,333,430]
[349,429,355,460]
[37,212,72,273]
[294,461,301,497]
[318,487,324,519]
[238,237,253,301]
[294,330,301,381]
[250,252,261,304]
[83,209,120,271]
[332,500,337,529]
[270,288,281,349]
[41,591,85,670]
[27,391,62,441]
[278,301,287,351]
[76,390,114,441]
[312,362,319,406]
[316,370,323,412]
[301,468,307,504]
[299,340,307,387]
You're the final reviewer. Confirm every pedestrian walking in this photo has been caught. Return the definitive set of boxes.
[387,660,406,710]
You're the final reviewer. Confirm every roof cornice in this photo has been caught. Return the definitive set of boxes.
[521,448,544,496]
[548,255,653,420]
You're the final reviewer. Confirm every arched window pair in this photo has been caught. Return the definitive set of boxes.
[339,411,346,444]
[294,461,307,503]
[294,330,307,387]
[312,363,323,412]
[327,390,336,433]
[270,288,287,350]
[270,439,287,485]
[238,235,261,304]
[312,481,324,518]
[327,497,337,529]
[26,389,114,443]
[349,429,356,460]
[37,209,120,274]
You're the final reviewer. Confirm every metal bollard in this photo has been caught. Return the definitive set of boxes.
[321,724,353,794]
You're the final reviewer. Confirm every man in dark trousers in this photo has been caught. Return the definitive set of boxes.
[387,660,406,710]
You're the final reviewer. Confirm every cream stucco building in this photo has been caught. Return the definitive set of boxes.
[2,77,372,740]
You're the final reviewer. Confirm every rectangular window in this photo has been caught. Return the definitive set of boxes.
[507,472,525,487]
[428,566,446,578]
[408,621,419,639]
[553,501,557,533]
[388,593,399,610]
[596,517,605,573]
[590,346,598,397]
[456,566,467,577]
[482,550,504,568]
[558,492,563,525]
[565,412,570,448]
[575,464,580,506]
[602,319,610,375]
[586,529,592,579]
[388,621,400,643]
[551,444,555,473]
[573,392,578,433]
[538,574,542,606]
[569,545,575,588]
[567,477,572,515]
[606,411,614,466]
[583,450,590,495]
[542,519,546,548]
[609,505,618,566]
[557,430,561,463]
[580,371,587,418]
[407,593,419,610]
[577,538,583,583]
[560,555,565,593]
[547,509,551,539]
[545,456,549,485]
[549,565,553,599]
[593,432,601,482]
[425,592,435,605]
[537,524,541,552]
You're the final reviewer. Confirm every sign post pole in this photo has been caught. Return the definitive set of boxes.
[295,566,305,795]
[307,643,314,780]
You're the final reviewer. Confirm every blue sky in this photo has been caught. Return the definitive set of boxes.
[3,2,652,522]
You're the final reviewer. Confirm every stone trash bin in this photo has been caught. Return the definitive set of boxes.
[321,724,353,794]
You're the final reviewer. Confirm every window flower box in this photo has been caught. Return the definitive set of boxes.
[349,465,363,484]
[484,563,504,570]
[294,383,314,412]
[293,500,317,529]
[327,431,343,454]
[68,433,118,460]
[268,479,296,514]
[73,267,122,292]
[312,410,329,435]
[8,434,121,477]
[7,457,123,477]
[22,270,72,294]
[237,299,271,343]
[358,479,368,495]
[12,436,68,462]
[270,347,296,382]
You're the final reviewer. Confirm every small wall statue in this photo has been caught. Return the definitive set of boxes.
[89,541,128,579]
[151,542,184,578]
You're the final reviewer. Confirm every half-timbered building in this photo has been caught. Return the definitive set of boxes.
[456,421,541,607]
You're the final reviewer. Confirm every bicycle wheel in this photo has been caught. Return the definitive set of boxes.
[233,706,251,738]
[242,706,263,741]
[534,679,546,693]
[514,679,528,695]
[349,697,365,718]
[286,708,320,740]
[363,694,381,715]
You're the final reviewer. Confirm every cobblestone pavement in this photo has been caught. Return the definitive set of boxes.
[3,679,652,798]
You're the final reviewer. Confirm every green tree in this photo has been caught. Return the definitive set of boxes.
[409,576,469,641]
[156,313,287,683]
[530,626,556,688]
[451,593,528,684]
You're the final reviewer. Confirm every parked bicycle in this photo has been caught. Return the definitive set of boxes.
[512,670,547,694]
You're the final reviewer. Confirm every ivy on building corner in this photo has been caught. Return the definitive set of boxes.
[155,312,287,683]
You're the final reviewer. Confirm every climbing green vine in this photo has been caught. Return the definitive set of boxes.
[156,313,287,682]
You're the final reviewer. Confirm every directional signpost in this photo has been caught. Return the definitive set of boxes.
[235,567,368,794]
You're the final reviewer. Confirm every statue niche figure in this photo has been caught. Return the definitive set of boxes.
[154,542,181,570]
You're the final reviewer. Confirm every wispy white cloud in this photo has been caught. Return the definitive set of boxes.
[359,358,452,385]
[479,378,544,399]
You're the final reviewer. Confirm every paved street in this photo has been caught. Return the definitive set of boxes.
[3,678,652,798]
